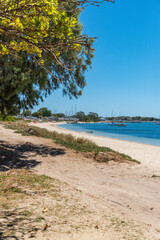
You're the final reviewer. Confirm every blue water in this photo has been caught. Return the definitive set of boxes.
[60,122,160,146]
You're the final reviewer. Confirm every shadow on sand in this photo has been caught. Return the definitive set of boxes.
[0,141,65,171]
[0,140,66,239]
[0,207,42,240]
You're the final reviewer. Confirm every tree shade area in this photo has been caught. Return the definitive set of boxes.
[0,0,114,116]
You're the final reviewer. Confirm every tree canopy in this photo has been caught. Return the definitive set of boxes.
[0,0,78,59]
[38,107,52,117]
[0,0,114,115]
[0,51,49,115]
[76,111,99,122]
[0,0,114,72]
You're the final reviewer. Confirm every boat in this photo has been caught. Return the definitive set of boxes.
[71,121,78,124]
[117,123,126,127]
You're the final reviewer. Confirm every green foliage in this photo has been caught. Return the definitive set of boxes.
[32,111,42,118]
[76,111,99,122]
[31,108,52,118]
[38,108,52,117]
[76,111,85,121]
[24,110,32,117]
[0,1,116,115]
[0,169,54,198]
[0,51,48,115]
[0,114,17,121]
[108,116,159,122]
[0,0,95,84]
[0,0,84,65]
[87,112,99,122]
[0,14,94,114]
[54,113,65,118]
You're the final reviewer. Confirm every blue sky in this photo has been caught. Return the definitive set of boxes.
[34,0,160,117]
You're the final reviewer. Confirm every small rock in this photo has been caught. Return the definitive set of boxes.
[25,189,37,195]
[29,232,36,238]
[26,127,34,134]
[43,223,49,231]
[42,208,48,213]
[95,225,99,229]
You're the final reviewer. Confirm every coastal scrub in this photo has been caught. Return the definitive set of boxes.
[5,121,140,164]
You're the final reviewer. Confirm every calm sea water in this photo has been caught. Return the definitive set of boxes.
[61,122,160,146]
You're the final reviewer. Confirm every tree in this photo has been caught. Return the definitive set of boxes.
[88,112,98,118]
[24,110,32,117]
[32,111,42,118]
[0,1,78,61]
[0,0,114,74]
[0,3,94,115]
[0,0,114,115]
[55,113,65,118]
[76,111,85,121]
[0,51,49,115]
[87,112,99,122]
[39,107,52,117]
[0,33,93,115]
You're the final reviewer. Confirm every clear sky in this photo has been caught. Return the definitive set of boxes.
[34,0,160,117]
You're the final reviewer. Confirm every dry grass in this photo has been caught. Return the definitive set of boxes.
[4,121,140,164]
[0,169,150,240]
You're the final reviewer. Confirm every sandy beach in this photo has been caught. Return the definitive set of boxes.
[1,122,160,239]
[29,122,160,230]
[31,121,160,174]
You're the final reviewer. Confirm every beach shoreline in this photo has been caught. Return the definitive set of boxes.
[56,122,160,148]
[1,123,160,236]
[30,121,160,174]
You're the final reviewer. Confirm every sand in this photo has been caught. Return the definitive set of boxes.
[31,121,160,174]
[1,123,160,239]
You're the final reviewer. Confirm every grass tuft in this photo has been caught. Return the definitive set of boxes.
[4,121,140,164]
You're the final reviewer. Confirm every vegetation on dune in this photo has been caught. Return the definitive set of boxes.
[0,169,88,238]
[5,121,140,164]
[0,169,147,240]
[0,169,53,199]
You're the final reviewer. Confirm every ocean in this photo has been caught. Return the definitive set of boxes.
[60,122,160,146]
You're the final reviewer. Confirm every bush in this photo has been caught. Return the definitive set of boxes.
[0,115,19,122]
